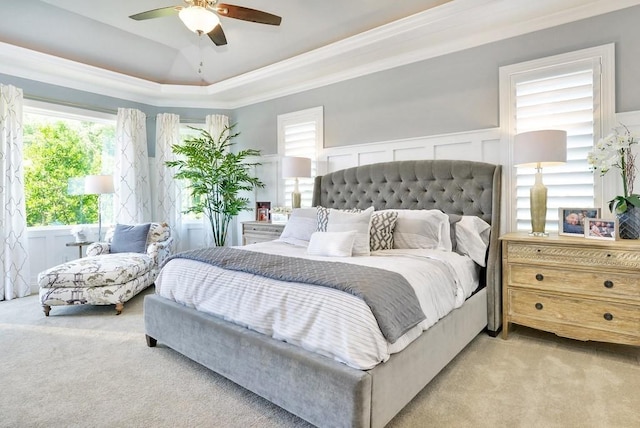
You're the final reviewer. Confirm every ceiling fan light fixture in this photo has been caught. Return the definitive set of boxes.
[179,6,220,34]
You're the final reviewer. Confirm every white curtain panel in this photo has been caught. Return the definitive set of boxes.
[115,108,151,225]
[203,114,230,246]
[155,113,183,251]
[206,114,230,143]
[0,84,30,300]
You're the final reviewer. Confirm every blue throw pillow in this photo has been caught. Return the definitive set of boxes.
[110,223,151,254]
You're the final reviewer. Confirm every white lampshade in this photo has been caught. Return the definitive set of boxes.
[282,157,311,178]
[513,130,567,168]
[179,6,220,34]
[84,175,114,195]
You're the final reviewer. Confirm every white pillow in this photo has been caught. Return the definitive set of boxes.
[316,206,361,232]
[390,209,452,251]
[307,231,356,257]
[279,208,317,246]
[455,216,491,266]
[326,207,374,256]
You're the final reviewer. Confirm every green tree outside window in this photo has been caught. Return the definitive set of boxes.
[23,114,115,227]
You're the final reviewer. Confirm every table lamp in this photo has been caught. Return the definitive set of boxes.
[84,175,115,241]
[282,156,311,209]
[513,130,567,236]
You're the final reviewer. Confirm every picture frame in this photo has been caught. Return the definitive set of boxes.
[585,218,617,240]
[256,201,271,222]
[558,208,601,236]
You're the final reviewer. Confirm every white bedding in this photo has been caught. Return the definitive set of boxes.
[155,240,480,370]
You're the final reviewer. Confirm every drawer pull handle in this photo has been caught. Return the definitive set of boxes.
[535,274,544,281]
[604,280,614,288]
[606,254,611,257]
[535,303,543,310]
[603,313,613,321]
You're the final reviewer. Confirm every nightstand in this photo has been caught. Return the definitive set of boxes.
[501,232,640,346]
[242,221,285,245]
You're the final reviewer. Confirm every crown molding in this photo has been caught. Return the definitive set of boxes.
[1,0,638,110]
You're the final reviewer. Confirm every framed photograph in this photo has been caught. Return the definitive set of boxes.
[558,208,601,236]
[585,218,617,240]
[256,201,271,222]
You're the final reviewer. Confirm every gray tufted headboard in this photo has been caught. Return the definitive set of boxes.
[312,159,502,335]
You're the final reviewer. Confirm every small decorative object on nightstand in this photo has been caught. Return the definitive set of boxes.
[501,232,640,346]
[242,221,285,245]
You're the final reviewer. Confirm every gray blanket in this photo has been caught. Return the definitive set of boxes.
[165,247,426,343]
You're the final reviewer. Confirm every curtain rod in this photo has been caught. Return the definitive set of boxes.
[24,95,118,115]
[23,94,206,123]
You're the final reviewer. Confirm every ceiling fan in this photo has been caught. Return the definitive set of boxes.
[129,0,282,46]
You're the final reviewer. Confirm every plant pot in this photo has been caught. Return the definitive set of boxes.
[617,205,640,239]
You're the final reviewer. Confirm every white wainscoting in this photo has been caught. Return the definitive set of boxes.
[318,128,501,175]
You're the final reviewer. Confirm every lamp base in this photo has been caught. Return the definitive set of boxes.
[291,191,301,209]
[529,171,548,236]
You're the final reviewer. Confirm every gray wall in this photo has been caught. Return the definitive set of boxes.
[0,73,231,157]
[234,4,640,154]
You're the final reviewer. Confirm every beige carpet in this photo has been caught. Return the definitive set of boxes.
[1,288,638,428]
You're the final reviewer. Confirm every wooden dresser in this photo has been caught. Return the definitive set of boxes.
[501,232,640,346]
[242,221,285,245]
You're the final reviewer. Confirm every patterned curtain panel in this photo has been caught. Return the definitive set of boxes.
[203,114,230,247]
[155,113,182,251]
[206,114,230,143]
[115,108,151,224]
[0,84,30,300]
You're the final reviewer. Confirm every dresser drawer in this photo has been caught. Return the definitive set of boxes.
[507,289,640,338]
[241,222,285,246]
[243,223,285,235]
[507,264,640,299]
[243,236,277,245]
[506,242,640,270]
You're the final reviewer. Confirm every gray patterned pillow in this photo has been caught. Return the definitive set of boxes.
[370,210,398,251]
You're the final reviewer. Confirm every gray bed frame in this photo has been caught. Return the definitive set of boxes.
[144,159,502,428]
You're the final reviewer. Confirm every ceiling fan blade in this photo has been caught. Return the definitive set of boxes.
[129,6,180,21]
[208,25,228,46]
[216,4,282,26]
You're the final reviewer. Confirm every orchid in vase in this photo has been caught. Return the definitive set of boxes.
[587,124,640,214]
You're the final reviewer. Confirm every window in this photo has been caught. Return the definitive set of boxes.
[23,101,116,227]
[500,45,615,232]
[277,107,324,207]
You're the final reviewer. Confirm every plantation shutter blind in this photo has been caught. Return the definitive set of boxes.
[513,59,600,232]
[282,120,317,208]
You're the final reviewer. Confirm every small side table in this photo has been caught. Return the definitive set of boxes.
[66,241,94,258]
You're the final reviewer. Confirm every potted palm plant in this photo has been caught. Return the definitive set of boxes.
[167,124,264,246]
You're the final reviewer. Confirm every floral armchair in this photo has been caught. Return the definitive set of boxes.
[86,222,173,277]
[39,222,173,316]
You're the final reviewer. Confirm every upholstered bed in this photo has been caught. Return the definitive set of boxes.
[144,159,502,427]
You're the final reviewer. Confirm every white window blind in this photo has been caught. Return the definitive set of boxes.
[513,62,600,232]
[278,107,323,208]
